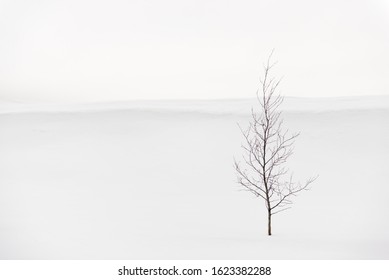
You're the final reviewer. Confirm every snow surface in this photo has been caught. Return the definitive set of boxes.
[0,96,388,259]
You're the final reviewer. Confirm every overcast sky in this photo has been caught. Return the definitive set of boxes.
[0,0,388,103]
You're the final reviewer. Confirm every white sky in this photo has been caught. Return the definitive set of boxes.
[0,0,389,102]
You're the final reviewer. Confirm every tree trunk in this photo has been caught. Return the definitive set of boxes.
[267,211,272,236]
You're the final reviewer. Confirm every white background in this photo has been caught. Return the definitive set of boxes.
[0,0,389,102]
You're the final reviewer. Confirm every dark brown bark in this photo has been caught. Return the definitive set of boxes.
[268,211,272,236]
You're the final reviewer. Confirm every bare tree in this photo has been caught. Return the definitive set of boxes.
[234,53,316,236]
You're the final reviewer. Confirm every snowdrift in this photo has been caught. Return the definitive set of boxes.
[0,96,388,259]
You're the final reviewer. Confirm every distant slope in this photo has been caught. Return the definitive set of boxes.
[1,95,389,115]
